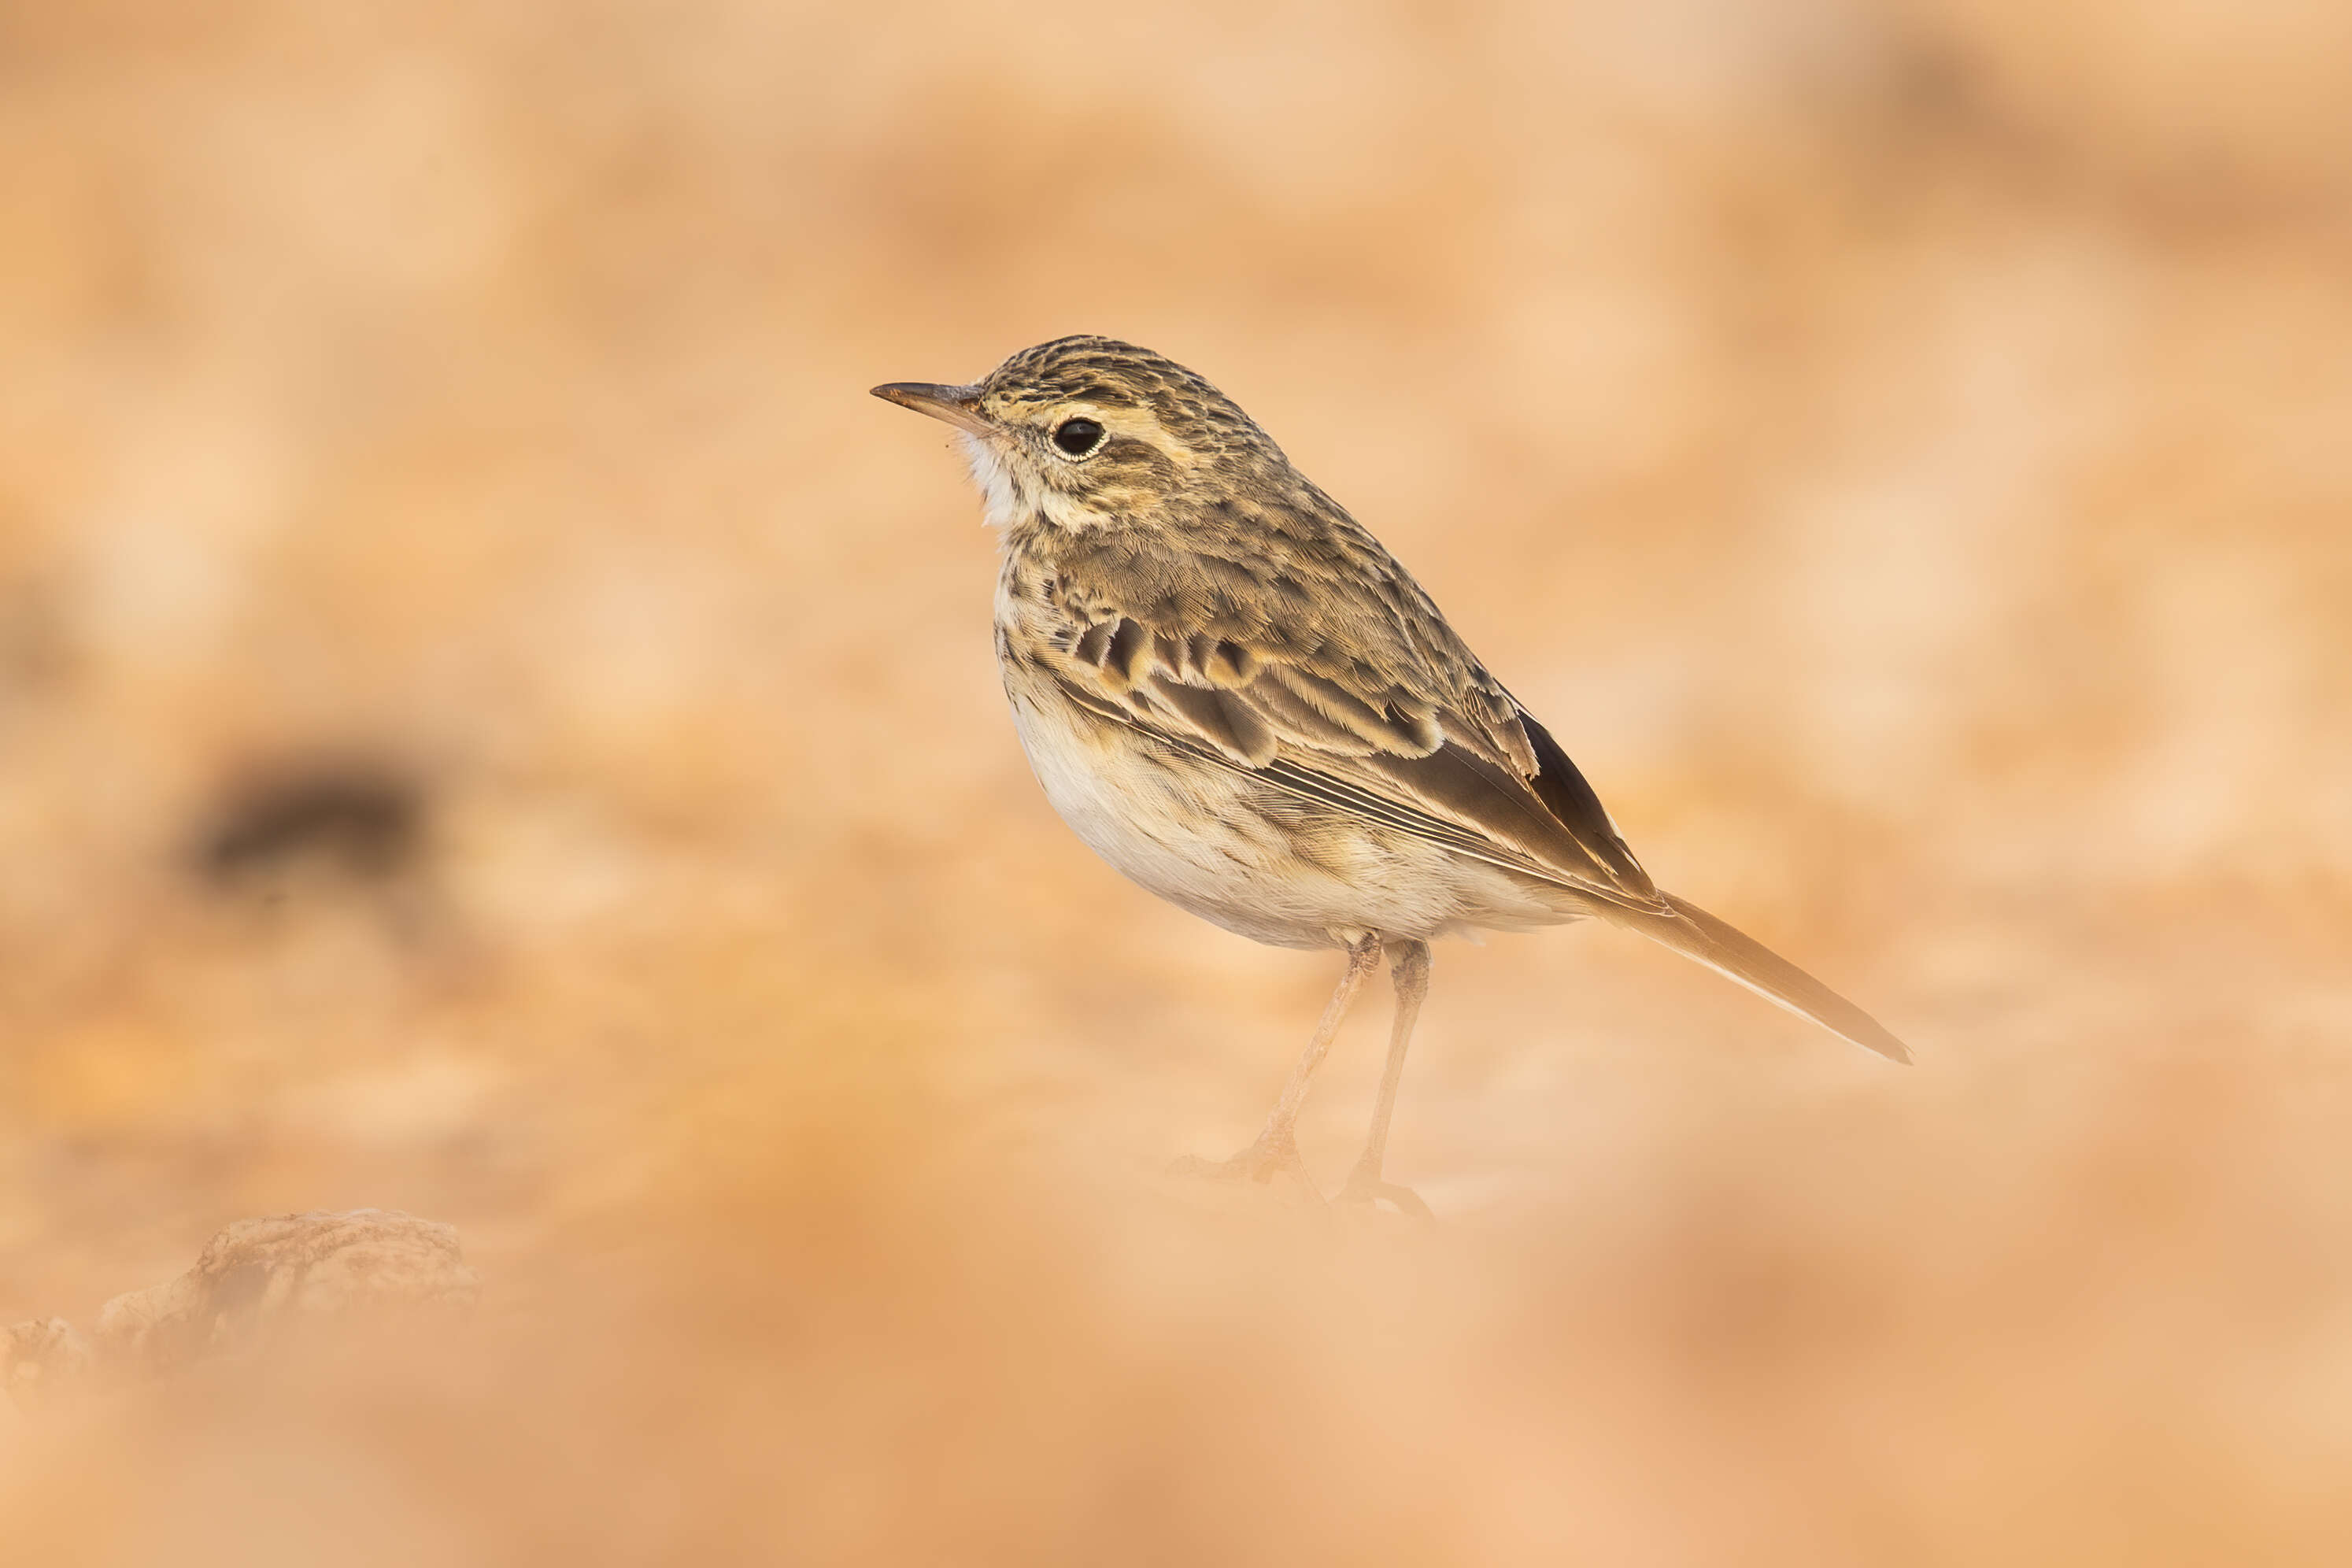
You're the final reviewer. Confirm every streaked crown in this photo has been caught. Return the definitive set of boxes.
[873,336,1295,531]
[978,336,1278,456]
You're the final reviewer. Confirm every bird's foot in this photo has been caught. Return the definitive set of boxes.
[1336,1162,1433,1221]
[1168,1132,1322,1204]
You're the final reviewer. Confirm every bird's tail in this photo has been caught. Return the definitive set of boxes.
[1603,892,1911,1063]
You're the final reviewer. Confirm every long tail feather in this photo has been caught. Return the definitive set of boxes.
[1605,892,1912,1063]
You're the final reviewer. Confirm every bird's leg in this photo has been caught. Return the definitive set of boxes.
[1172,934,1382,1196]
[1337,938,1435,1219]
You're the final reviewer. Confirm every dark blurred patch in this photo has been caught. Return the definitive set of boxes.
[1809,13,2028,183]
[191,759,425,889]
[0,577,74,697]
[1882,28,1984,133]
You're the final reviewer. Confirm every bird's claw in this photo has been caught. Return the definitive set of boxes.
[1336,1166,1434,1221]
[1168,1134,1322,1203]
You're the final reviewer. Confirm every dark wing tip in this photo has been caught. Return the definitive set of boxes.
[1512,706,1655,900]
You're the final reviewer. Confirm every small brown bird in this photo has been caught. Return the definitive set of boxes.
[875,336,1907,1215]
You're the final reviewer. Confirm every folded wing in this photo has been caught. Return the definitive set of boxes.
[1045,612,1665,914]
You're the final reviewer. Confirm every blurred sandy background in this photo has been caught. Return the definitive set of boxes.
[4,0,2351,1560]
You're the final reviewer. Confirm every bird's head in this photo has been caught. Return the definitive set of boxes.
[872,335,1287,532]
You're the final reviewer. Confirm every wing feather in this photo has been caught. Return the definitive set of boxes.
[1047,612,1661,912]
[1144,676,1279,766]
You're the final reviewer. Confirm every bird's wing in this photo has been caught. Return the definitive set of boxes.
[1030,606,1665,914]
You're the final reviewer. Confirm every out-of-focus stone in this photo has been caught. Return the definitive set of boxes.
[96,1210,479,1378]
[1,1318,94,1410]
[4,1210,479,1409]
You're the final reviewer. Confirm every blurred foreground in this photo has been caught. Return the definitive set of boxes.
[4,0,2351,1562]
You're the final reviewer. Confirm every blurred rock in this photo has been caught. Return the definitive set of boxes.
[193,761,424,890]
[1,1318,94,1411]
[4,1210,479,1410]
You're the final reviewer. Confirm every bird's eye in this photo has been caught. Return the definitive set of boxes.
[1051,418,1106,458]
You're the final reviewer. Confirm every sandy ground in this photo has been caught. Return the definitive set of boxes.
[3,1,2351,1561]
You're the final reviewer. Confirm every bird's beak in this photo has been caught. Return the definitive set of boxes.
[871,381,995,438]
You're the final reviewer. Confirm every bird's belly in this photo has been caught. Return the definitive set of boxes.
[1004,676,1571,950]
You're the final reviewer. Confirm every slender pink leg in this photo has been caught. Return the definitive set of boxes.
[1338,939,1434,1219]
[1173,934,1382,1193]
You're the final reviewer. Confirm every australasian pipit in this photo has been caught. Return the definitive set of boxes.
[875,336,1908,1216]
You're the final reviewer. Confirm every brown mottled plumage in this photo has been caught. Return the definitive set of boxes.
[875,335,1907,1215]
